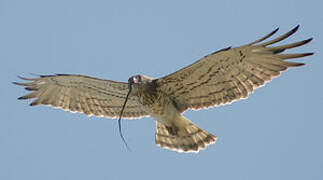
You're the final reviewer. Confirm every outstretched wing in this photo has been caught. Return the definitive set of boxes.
[14,74,149,119]
[157,25,313,112]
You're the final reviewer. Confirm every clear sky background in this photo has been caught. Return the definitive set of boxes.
[1,0,322,180]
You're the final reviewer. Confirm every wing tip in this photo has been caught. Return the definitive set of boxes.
[12,81,32,87]
[304,52,314,57]
[248,26,279,45]
[292,24,300,33]
[29,100,40,106]
[257,25,302,47]
[304,37,313,44]
[295,62,305,67]
[17,75,34,81]
[12,81,20,86]
[285,24,300,38]
[270,27,280,36]
[13,75,39,86]
[308,52,315,56]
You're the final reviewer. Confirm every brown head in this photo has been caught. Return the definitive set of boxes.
[128,74,154,84]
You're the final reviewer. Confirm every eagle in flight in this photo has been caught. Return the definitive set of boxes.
[15,25,313,153]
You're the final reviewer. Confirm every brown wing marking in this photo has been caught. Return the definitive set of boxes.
[157,25,313,112]
[14,74,149,119]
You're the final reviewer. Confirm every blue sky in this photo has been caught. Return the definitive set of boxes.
[1,0,322,180]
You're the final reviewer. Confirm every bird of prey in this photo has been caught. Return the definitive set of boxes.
[15,25,313,153]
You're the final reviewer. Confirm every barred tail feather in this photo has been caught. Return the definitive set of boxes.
[155,116,217,153]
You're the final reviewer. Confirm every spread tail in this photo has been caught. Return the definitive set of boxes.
[155,116,217,153]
